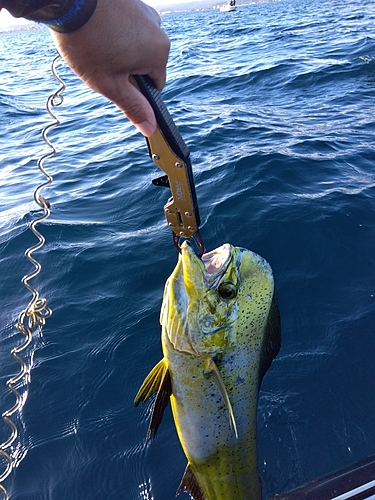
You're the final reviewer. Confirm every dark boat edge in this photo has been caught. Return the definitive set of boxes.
[268,454,375,500]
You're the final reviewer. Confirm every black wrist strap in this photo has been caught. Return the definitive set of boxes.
[47,0,97,33]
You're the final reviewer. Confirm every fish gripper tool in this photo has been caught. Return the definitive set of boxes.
[132,75,205,257]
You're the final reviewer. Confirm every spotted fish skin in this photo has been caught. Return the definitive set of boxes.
[135,242,280,500]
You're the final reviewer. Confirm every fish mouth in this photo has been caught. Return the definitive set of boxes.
[181,241,233,289]
[201,243,233,288]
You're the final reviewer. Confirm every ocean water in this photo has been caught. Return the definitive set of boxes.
[1,0,375,499]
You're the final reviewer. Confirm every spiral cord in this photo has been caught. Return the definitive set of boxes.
[0,55,65,499]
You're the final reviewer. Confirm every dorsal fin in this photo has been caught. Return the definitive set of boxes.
[177,464,205,500]
[204,357,238,439]
[147,367,171,439]
[134,359,167,406]
[259,297,281,384]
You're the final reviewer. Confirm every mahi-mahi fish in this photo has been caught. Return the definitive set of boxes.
[134,241,281,500]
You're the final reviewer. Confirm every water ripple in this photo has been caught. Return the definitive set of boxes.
[1,1,375,499]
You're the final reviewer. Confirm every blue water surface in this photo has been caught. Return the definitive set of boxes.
[0,0,375,498]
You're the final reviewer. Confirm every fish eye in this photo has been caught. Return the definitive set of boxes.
[218,282,237,300]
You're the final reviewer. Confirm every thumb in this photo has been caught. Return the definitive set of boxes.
[112,79,157,137]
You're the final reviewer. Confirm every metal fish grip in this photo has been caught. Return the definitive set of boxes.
[132,75,204,257]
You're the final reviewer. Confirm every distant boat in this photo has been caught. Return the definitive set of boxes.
[220,0,236,12]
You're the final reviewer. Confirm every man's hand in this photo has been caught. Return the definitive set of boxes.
[52,0,170,136]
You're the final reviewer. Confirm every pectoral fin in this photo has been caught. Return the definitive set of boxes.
[134,359,172,439]
[177,464,205,500]
[147,367,171,439]
[134,359,168,406]
[204,357,238,439]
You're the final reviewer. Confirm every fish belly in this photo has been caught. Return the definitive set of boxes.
[166,342,262,500]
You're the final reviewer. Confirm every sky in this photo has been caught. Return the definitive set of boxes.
[0,9,33,29]
[0,0,210,29]
[0,0,223,31]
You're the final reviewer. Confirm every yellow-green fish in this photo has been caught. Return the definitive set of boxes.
[135,241,280,500]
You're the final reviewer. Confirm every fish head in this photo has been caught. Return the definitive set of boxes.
[161,241,275,358]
